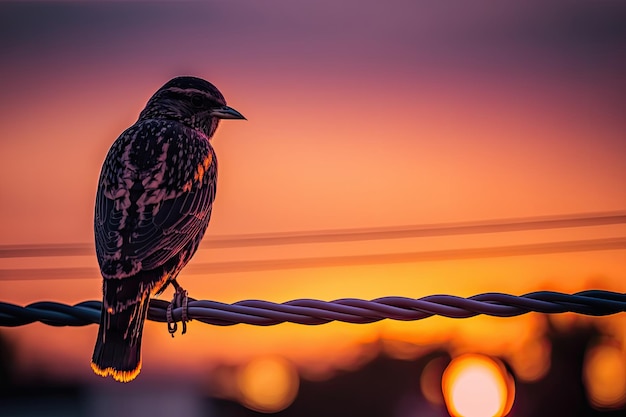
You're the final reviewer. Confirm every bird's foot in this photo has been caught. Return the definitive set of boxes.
[166,282,189,337]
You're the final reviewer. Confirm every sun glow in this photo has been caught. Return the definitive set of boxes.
[442,354,514,417]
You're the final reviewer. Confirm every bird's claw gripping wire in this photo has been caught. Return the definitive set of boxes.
[166,280,189,337]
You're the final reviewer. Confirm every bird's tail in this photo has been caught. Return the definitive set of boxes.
[91,287,151,383]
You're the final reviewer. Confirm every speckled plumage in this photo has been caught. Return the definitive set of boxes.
[91,76,245,382]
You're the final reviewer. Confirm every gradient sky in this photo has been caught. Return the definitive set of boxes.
[0,1,624,382]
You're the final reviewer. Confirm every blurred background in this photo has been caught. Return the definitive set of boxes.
[0,1,624,416]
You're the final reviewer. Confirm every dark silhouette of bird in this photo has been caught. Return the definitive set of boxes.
[91,76,245,382]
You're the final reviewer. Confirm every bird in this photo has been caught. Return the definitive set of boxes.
[91,76,245,382]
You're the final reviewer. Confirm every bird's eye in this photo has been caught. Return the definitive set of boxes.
[191,94,204,108]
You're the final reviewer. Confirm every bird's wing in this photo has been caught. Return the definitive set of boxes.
[94,120,217,280]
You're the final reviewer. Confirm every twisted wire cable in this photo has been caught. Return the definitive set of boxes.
[0,290,623,328]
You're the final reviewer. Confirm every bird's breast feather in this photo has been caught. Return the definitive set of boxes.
[95,120,217,279]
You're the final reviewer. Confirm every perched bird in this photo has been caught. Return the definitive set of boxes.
[91,76,245,382]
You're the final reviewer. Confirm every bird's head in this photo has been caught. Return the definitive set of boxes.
[138,76,246,138]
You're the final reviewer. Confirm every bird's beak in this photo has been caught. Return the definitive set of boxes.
[210,105,246,120]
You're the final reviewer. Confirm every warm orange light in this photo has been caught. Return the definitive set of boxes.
[442,354,514,417]
[383,339,426,361]
[509,337,551,382]
[583,344,626,409]
[237,356,299,413]
[421,356,449,405]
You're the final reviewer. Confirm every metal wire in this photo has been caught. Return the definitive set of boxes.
[3,211,624,258]
[0,290,623,327]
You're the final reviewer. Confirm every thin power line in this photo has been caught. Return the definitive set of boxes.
[1,237,624,281]
[0,210,624,258]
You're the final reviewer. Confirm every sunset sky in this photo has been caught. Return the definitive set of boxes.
[0,0,624,385]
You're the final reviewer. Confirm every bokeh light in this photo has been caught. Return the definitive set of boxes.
[442,354,514,417]
[237,356,299,413]
[509,337,551,382]
[583,343,626,409]
[421,356,449,405]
